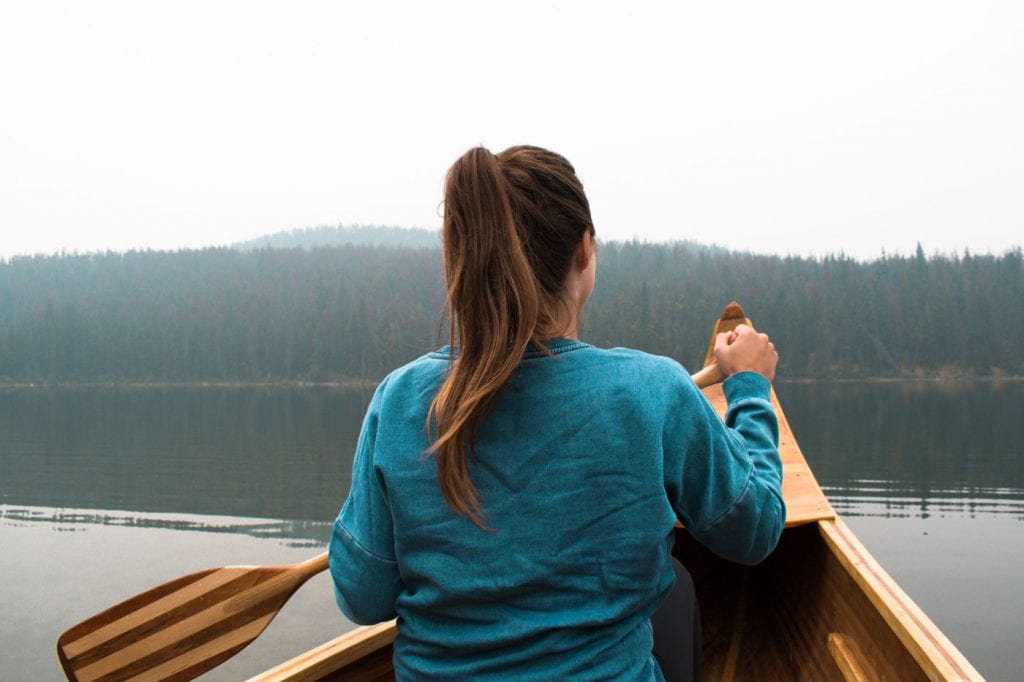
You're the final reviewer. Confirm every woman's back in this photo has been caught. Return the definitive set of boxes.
[330,338,783,680]
[329,144,782,680]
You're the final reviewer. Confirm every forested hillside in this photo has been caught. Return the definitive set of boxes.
[1,239,1021,383]
[232,224,440,251]
[586,242,1023,378]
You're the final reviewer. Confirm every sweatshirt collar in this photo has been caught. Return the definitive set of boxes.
[430,337,590,360]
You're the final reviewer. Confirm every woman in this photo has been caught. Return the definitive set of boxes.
[329,145,784,681]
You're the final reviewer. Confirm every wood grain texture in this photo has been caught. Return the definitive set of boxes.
[828,633,877,682]
[820,518,983,681]
[690,361,725,389]
[679,523,918,681]
[249,620,397,682]
[58,554,328,681]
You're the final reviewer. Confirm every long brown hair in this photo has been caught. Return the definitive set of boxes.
[427,145,594,527]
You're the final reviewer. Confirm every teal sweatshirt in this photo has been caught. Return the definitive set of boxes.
[329,338,784,680]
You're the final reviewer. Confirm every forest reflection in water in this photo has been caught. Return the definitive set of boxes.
[0,385,374,522]
[3,381,1021,527]
[1,381,1022,680]
[775,380,1024,521]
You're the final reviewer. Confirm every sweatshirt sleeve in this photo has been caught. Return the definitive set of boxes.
[329,379,403,624]
[664,369,785,565]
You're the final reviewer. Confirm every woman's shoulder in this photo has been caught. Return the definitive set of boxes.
[586,344,691,378]
[370,351,448,404]
[553,344,698,404]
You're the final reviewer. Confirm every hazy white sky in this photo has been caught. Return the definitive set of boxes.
[1,1,1021,260]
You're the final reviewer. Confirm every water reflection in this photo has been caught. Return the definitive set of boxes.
[0,386,374,522]
[2,382,1022,680]
[0,504,346,682]
[822,484,1024,520]
[3,382,1023,525]
[776,381,1024,520]
[0,504,331,546]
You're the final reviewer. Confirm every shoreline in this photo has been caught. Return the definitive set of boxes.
[1,375,1022,390]
[0,379,380,390]
[776,374,1024,384]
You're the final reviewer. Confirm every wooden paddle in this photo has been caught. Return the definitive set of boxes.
[57,553,328,681]
[58,362,727,681]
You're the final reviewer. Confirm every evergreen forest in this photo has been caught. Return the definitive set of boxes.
[1,230,1021,383]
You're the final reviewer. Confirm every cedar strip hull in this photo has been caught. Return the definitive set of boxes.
[679,523,919,681]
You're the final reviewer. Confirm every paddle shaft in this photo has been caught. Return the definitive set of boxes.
[691,361,725,390]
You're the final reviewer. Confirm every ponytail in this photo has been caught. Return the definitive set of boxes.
[428,145,594,528]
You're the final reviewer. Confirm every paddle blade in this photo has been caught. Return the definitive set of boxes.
[57,553,328,682]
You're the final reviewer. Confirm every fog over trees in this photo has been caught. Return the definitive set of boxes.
[1,228,1020,383]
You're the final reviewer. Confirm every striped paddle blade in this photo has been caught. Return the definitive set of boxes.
[57,552,329,681]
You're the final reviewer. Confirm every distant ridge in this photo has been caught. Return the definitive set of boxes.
[233,224,440,251]
[231,224,741,256]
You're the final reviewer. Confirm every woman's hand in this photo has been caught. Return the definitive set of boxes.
[713,324,778,382]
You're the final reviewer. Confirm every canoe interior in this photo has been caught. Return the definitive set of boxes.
[675,523,930,681]
[295,522,934,681]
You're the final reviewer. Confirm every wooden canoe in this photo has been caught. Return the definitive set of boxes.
[252,303,983,682]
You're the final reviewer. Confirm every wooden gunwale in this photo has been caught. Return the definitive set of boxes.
[251,303,982,682]
[819,517,977,681]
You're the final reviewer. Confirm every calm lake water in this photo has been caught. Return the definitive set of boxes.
[1,381,1022,680]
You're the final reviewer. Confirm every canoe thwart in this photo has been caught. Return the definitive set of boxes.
[828,633,878,682]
